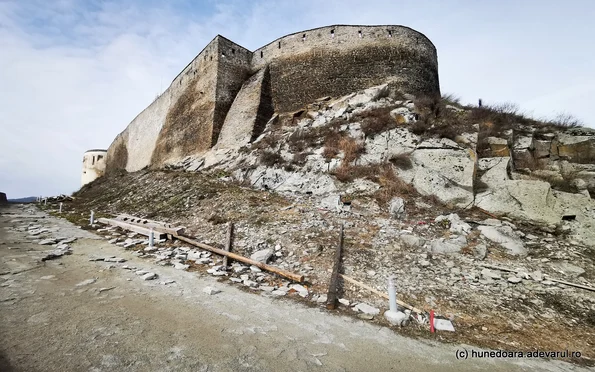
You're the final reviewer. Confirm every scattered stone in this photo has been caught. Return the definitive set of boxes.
[552,262,585,278]
[142,272,158,281]
[290,284,309,297]
[40,275,55,280]
[355,303,380,316]
[250,265,262,273]
[389,197,405,219]
[481,268,502,280]
[135,270,149,276]
[98,287,116,293]
[419,260,430,268]
[76,278,96,287]
[173,263,190,270]
[508,277,522,284]
[384,310,409,326]
[250,249,273,263]
[477,225,527,256]
[161,280,176,285]
[338,298,350,306]
[400,234,425,249]
[433,319,455,332]
[316,294,328,303]
[531,270,543,281]
[203,286,221,295]
[38,239,56,245]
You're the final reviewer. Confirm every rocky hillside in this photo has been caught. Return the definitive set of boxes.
[167,84,595,248]
[59,85,595,364]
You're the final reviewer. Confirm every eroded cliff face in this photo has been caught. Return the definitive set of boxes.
[105,25,439,173]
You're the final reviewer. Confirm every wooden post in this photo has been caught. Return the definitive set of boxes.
[326,224,344,310]
[223,222,234,268]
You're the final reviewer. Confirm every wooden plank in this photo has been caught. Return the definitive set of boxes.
[97,218,165,239]
[112,215,185,237]
[176,234,304,283]
[546,277,595,292]
[223,222,234,268]
[339,274,424,314]
[326,224,344,310]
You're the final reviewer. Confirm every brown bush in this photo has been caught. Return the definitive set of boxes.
[372,164,415,206]
[339,137,365,164]
[259,151,285,167]
[356,106,399,137]
[389,153,413,170]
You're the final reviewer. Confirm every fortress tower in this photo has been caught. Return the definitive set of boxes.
[104,24,440,174]
[81,149,107,186]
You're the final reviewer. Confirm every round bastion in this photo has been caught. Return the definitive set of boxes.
[81,149,107,186]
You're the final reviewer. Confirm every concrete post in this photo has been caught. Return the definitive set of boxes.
[90,211,95,225]
[59,203,63,213]
[388,275,397,312]
[44,198,47,205]
[149,228,154,248]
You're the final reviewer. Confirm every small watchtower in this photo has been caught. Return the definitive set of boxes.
[81,149,107,186]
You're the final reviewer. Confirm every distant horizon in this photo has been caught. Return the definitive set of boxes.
[1,0,594,198]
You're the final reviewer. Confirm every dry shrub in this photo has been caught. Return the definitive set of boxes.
[546,113,583,129]
[389,153,413,170]
[331,164,378,183]
[331,163,414,206]
[339,137,365,164]
[259,151,284,167]
[410,119,431,135]
[372,164,415,206]
[355,106,399,137]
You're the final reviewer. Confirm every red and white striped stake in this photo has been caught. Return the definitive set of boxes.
[430,310,435,333]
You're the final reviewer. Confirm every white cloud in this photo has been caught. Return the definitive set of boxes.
[0,0,593,198]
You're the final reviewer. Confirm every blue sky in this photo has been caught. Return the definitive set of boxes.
[0,0,594,198]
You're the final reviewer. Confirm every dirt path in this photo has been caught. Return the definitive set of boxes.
[0,204,589,372]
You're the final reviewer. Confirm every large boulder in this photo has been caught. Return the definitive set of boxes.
[399,139,476,208]
[552,129,595,163]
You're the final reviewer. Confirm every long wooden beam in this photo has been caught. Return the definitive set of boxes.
[176,234,304,283]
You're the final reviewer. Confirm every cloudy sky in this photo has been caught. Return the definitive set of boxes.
[1,0,593,198]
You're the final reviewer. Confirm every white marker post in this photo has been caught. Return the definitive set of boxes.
[59,202,63,213]
[388,275,397,312]
[90,210,95,225]
[149,228,154,248]
[44,198,47,205]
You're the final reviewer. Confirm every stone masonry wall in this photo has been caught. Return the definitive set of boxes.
[104,25,439,173]
[251,25,439,112]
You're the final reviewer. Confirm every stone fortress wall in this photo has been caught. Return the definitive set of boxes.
[104,25,440,174]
